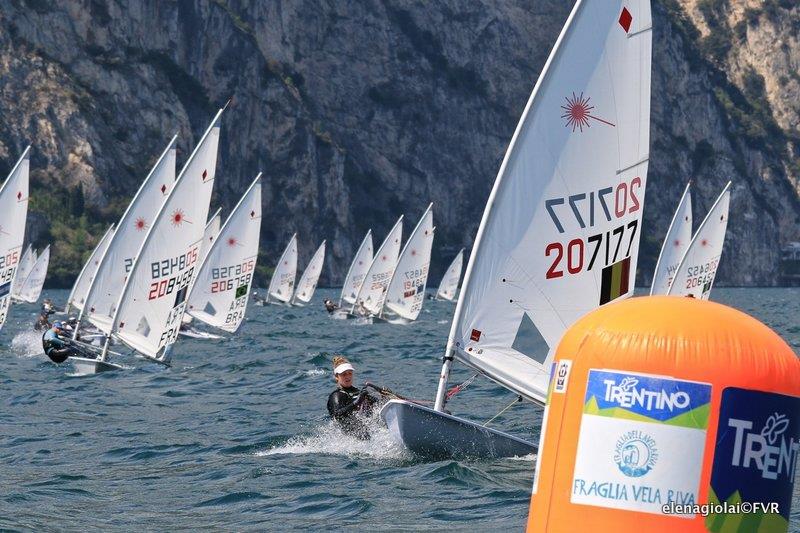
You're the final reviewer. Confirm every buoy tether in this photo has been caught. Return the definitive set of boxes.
[527,296,800,532]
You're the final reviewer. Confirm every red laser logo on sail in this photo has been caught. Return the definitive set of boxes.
[135,217,146,231]
[227,237,238,247]
[561,92,615,132]
[171,209,185,227]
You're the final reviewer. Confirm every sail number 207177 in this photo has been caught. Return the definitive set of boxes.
[543,178,641,280]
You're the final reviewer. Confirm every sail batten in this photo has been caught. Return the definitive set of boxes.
[187,175,261,332]
[382,204,434,321]
[445,0,652,404]
[339,230,373,307]
[268,234,298,303]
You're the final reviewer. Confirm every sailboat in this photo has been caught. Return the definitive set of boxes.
[185,174,262,333]
[332,230,373,318]
[381,0,652,458]
[265,234,298,305]
[435,248,464,301]
[292,240,326,306]
[65,225,115,315]
[11,245,35,299]
[0,146,30,331]
[71,108,224,374]
[13,244,49,303]
[650,182,691,295]
[74,135,178,341]
[667,182,731,299]
[375,204,434,324]
[348,216,403,320]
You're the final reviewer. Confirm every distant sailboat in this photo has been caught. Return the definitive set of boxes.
[11,244,36,300]
[71,108,224,374]
[65,225,115,315]
[435,249,464,301]
[336,230,373,314]
[350,216,403,319]
[266,234,297,305]
[650,182,691,295]
[667,182,731,299]
[292,240,326,306]
[0,147,30,331]
[382,0,652,458]
[14,244,49,303]
[377,204,434,324]
[186,174,262,332]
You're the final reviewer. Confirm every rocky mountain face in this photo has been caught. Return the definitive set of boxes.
[0,0,797,287]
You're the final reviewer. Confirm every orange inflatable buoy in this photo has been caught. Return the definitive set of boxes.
[527,296,800,532]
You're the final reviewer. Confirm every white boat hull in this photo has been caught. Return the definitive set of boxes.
[70,357,124,375]
[178,328,224,340]
[380,399,536,459]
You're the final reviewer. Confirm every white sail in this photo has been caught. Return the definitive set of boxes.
[66,225,115,314]
[447,1,652,403]
[650,182,692,295]
[382,204,434,321]
[16,244,49,303]
[293,241,326,304]
[200,208,221,265]
[339,230,373,307]
[267,234,298,303]
[82,136,178,334]
[111,110,223,360]
[187,175,262,332]
[352,216,403,315]
[0,147,30,329]
[667,182,731,300]
[436,249,464,301]
[12,244,36,299]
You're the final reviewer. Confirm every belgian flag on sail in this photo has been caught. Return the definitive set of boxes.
[600,257,631,305]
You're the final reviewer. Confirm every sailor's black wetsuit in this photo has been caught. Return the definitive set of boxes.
[327,385,375,439]
[42,328,78,363]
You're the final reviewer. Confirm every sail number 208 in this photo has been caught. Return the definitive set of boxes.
[545,220,638,279]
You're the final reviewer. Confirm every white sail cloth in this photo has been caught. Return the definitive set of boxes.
[668,182,731,300]
[82,136,177,334]
[0,147,30,329]
[339,230,373,306]
[66,225,115,313]
[353,216,403,315]
[383,204,434,321]
[294,241,326,304]
[12,245,35,299]
[111,110,223,360]
[200,209,221,265]
[188,175,262,332]
[267,234,297,303]
[449,0,652,403]
[15,244,49,303]
[436,249,464,301]
[650,182,692,295]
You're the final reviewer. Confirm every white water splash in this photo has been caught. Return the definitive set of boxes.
[304,368,326,376]
[258,412,411,461]
[11,330,43,357]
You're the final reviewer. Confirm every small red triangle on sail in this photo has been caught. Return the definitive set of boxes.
[470,329,482,342]
[619,7,632,33]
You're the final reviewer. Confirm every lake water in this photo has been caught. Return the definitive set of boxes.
[2,288,799,530]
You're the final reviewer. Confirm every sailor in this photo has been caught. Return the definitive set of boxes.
[327,356,376,439]
[323,298,338,314]
[33,310,51,331]
[41,299,55,315]
[355,300,368,317]
[251,291,266,305]
[42,321,83,363]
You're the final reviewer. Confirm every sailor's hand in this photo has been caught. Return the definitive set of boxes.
[355,389,369,404]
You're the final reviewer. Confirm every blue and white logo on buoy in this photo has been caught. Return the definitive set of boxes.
[614,430,658,477]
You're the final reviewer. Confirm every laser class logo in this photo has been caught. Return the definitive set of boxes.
[614,430,658,477]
